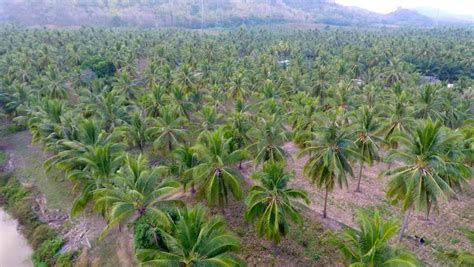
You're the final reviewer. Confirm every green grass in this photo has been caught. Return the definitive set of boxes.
[0,151,7,165]
[4,131,74,211]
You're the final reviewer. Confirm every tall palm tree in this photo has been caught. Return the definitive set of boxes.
[193,130,246,213]
[245,162,309,244]
[352,105,382,192]
[384,119,459,241]
[333,209,418,267]
[300,119,356,218]
[137,205,243,266]
[381,91,414,169]
[94,154,182,238]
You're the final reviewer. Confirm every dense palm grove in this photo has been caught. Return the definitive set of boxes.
[0,24,473,266]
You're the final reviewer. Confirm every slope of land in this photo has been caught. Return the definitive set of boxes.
[0,0,443,28]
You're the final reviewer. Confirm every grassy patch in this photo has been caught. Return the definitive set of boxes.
[0,172,77,266]
[0,151,7,165]
[288,215,342,265]
[4,131,75,211]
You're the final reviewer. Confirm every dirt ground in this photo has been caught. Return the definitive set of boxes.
[281,140,474,266]
[2,123,472,266]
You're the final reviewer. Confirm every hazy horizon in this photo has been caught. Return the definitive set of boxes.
[335,0,474,17]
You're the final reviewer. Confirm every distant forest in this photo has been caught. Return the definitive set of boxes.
[1,0,445,28]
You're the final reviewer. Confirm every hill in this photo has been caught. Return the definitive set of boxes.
[382,7,434,26]
[0,0,447,27]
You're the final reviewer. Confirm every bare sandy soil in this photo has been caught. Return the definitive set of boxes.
[281,140,474,266]
[2,126,471,266]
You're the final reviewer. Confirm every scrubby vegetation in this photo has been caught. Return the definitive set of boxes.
[0,172,76,266]
[0,24,472,266]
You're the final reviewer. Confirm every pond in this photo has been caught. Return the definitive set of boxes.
[0,208,33,267]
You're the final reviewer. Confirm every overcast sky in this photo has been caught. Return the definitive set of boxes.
[335,0,474,16]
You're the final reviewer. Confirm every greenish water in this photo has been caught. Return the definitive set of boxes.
[0,208,33,267]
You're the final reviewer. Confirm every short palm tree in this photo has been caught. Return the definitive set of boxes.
[146,105,187,154]
[333,209,418,267]
[245,162,309,244]
[137,205,243,266]
[67,142,125,216]
[115,112,148,151]
[172,145,199,193]
[384,119,458,241]
[193,130,247,213]
[94,154,182,238]
[249,114,289,166]
[300,120,356,218]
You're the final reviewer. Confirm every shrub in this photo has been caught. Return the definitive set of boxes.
[12,200,40,237]
[55,251,76,267]
[31,224,58,249]
[133,214,158,250]
[7,123,25,133]
[82,56,116,78]
[0,176,30,209]
[0,151,7,165]
[32,238,63,266]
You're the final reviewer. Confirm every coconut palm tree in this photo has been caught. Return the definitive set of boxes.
[333,209,418,267]
[137,205,243,266]
[196,105,223,134]
[300,119,356,218]
[115,112,148,151]
[245,162,309,244]
[384,119,460,241]
[193,130,246,213]
[94,154,182,238]
[146,105,187,155]
[249,114,289,166]
[352,105,382,192]
[381,91,415,169]
[172,145,199,193]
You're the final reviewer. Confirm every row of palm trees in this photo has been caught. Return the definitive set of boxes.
[0,25,472,266]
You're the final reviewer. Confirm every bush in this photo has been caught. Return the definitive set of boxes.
[133,214,158,250]
[0,151,7,165]
[82,56,116,78]
[55,251,76,267]
[7,123,25,133]
[32,238,63,266]
[31,224,58,249]
[0,171,12,187]
[0,176,30,208]
[12,200,40,237]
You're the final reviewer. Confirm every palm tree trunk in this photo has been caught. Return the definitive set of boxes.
[387,161,392,170]
[221,203,225,215]
[355,161,364,192]
[399,207,412,242]
[323,185,329,218]
[425,194,431,221]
